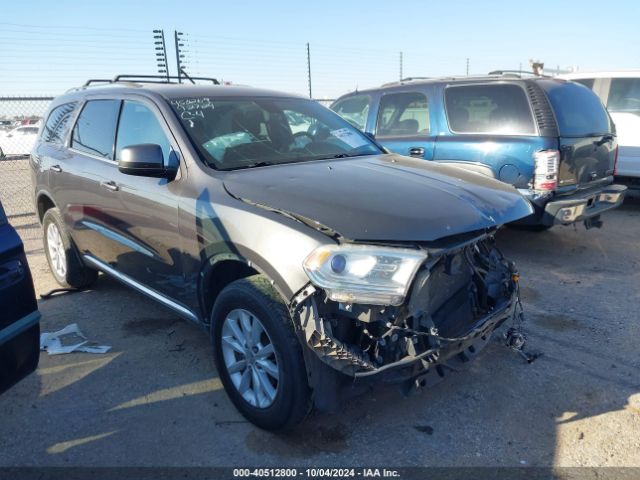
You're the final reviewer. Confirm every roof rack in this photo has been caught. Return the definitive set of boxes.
[400,76,431,82]
[380,76,434,87]
[83,74,220,87]
[488,70,551,78]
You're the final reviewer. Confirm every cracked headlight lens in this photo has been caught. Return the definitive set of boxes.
[302,244,427,306]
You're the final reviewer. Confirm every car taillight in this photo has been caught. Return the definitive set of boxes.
[613,145,619,176]
[533,150,560,192]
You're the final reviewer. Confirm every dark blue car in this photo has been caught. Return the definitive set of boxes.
[331,74,626,229]
[0,201,40,394]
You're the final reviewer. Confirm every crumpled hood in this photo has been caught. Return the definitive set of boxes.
[222,154,533,242]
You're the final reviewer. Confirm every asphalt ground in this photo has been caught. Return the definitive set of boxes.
[1,198,639,469]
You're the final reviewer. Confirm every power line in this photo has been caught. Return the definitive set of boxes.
[0,22,149,33]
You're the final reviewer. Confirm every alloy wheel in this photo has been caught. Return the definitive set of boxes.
[46,222,67,278]
[221,308,280,408]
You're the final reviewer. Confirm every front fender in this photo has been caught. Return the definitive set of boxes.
[198,248,293,315]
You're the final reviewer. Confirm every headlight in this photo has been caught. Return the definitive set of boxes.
[302,244,427,306]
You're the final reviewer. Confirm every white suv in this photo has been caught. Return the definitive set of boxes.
[560,72,640,187]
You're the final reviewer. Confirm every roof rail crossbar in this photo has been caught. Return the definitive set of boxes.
[400,76,431,82]
[84,79,114,86]
[488,70,551,78]
[83,74,220,87]
[113,74,220,84]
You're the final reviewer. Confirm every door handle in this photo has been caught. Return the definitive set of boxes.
[408,147,425,158]
[50,164,62,173]
[100,181,119,192]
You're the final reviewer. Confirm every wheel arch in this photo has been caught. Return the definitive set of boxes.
[199,249,297,326]
[36,191,56,223]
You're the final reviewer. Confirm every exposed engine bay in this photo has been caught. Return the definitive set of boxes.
[291,235,519,384]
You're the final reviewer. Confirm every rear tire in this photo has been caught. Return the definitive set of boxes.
[211,274,311,430]
[42,208,98,288]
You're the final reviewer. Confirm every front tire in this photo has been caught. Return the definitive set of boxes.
[211,275,311,430]
[42,208,98,288]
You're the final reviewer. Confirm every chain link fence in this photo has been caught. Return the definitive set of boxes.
[0,97,53,245]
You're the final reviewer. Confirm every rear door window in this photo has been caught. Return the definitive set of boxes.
[376,92,429,137]
[115,101,172,161]
[42,102,76,145]
[331,95,371,130]
[607,78,640,116]
[445,84,535,135]
[540,80,612,136]
[71,100,121,159]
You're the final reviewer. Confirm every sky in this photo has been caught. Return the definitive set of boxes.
[1,0,639,102]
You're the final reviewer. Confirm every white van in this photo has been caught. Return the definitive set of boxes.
[560,72,640,188]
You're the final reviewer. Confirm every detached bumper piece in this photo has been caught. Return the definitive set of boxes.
[294,237,518,384]
[543,184,626,226]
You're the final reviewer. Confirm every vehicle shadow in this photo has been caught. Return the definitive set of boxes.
[0,269,239,467]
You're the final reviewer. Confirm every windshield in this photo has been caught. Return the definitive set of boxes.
[170,96,382,170]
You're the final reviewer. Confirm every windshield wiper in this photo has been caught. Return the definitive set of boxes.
[332,152,374,159]
[229,161,275,170]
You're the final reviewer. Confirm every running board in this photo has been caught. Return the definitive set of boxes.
[83,255,200,324]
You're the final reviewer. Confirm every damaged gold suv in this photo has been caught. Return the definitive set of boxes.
[32,76,533,429]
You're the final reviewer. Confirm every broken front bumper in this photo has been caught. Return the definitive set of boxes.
[292,239,519,384]
[542,184,626,226]
[295,288,516,383]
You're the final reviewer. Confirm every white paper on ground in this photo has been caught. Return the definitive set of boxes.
[40,323,111,355]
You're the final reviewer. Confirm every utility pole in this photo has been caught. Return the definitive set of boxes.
[306,42,312,99]
[399,51,403,81]
[153,29,170,81]
[466,57,469,76]
[175,31,187,83]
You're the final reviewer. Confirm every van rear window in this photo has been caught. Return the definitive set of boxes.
[540,80,612,137]
[608,78,640,116]
[445,84,535,135]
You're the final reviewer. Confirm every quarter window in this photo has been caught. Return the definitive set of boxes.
[331,95,371,130]
[445,84,535,135]
[71,100,120,159]
[376,92,429,138]
[42,102,77,145]
[116,101,172,161]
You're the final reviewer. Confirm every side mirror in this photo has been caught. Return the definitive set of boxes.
[118,144,177,178]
